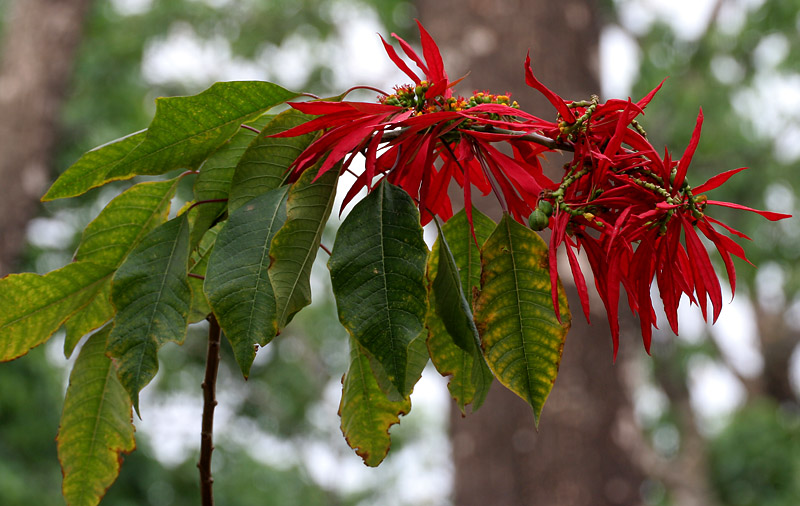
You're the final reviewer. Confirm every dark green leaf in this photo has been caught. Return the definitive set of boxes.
[42,130,145,201]
[227,109,318,212]
[328,182,428,398]
[190,114,274,246]
[204,186,290,376]
[432,223,480,352]
[107,215,192,414]
[58,326,135,506]
[473,214,571,425]
[339,337,411,467]
[364,329,429,402]
[0,262,113,362]
[426,207,494,413]
[268,164,338,328]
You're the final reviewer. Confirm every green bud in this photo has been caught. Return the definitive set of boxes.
[528,209,549,231]
[537,199,553,216]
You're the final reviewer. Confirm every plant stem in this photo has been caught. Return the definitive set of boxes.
[198,315,221,506]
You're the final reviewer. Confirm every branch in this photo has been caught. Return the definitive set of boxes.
[198,315,222,506]
[378,124,574,152]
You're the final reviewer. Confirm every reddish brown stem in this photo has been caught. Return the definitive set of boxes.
[319,243,332,256]
[240,123,260,133]
[198,315,221,506]
[188,273,205,280]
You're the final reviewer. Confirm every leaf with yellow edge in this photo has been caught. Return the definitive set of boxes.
[473,214,570,425]
[58,326,135,506]
[0,262,112,362]
[339,337,411,467]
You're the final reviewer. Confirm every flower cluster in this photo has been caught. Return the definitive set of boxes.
[274,21,791,356]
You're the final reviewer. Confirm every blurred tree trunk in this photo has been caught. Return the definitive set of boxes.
[0,0,92,276]
[416,1,646,504]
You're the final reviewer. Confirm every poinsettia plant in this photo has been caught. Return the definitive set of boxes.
[0,21,789,505]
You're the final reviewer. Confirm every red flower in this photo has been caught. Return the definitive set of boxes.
[273,21,557,226]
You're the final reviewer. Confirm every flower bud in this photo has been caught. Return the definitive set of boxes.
[528,209,549,231]
[537,199,553,216]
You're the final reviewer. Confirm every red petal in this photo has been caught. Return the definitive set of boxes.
[693,167,748,194]
[673,109,703,191]
[379,34,420,85]
[415,20,448,85]
[524,53,576,123]
[706,201,792,221]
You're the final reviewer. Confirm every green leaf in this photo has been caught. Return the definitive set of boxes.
[204,186,290,376]
[58,326,135,506]
[63,279,113,357]
[473,214,571,425]
[0,262,113,361]
[75,178,181,268]
[108,215,192,414]
[328,182,428,398]
[339,337,411,467]
[426,207,494,413]
[42,130,146,201]
[227,109,318,213]
[190,114,275,246]
[188,225,220,324]
[46,82,298,200]
[268,164,338,328]
[108,81,298,179]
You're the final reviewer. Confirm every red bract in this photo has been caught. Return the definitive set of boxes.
[273,21,559,226]
[276,21,791,357]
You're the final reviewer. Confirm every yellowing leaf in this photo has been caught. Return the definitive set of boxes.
[0,262,112,362]
[58,327,135,506]
[339,337,411,467]
[473,214,570,425]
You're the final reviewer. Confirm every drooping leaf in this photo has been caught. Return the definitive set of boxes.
[473,214,571,425]
[339,337,411,467]
[187,224,220,324]
[61,178,183,357]
[107,215,192,414]
[268,164,338,328]
[190,114,274,246]
[328,182,428,398]
[58,326,135,506]
[227,109,318,212]
[204,186,290,376]
[0,262,113,361]
[431,223,480,352]
[63,279,113,357]
[426,207,494,413]
[42,130,146,201]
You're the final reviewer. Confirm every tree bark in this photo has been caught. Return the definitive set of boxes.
[416,1,646,504]
[0,0,93,276]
